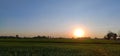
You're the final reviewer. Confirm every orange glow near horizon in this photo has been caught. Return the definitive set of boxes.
[73,28,85,38]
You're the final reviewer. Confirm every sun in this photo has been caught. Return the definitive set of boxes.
[73,28,85,38]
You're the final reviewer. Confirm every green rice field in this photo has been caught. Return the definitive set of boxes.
[0,39,120,56]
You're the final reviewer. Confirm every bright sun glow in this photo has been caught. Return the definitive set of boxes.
[74,28,85,38]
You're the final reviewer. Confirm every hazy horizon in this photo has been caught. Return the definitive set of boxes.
[0,0,120,38]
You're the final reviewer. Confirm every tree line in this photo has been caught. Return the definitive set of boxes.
[0,31,120,40]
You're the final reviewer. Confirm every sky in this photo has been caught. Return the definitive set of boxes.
[0,0,120,38]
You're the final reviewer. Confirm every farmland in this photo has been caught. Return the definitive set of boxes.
[0,39,120,56]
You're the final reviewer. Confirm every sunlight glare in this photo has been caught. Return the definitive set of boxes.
[74,28,85,38]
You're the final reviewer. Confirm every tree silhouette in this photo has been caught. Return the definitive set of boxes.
[105,32,117,40]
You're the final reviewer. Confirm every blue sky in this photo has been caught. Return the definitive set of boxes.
[0,0,120,37]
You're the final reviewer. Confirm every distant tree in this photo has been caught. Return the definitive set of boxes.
[16,35,19,38]
[113,33,117,40]
[33,35,48,39]
[105,31,117,40]
[94,37,98,39]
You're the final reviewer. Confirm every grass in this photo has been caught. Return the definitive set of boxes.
[0,38,120,56]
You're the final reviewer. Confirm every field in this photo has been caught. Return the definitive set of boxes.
[0,39,120,56]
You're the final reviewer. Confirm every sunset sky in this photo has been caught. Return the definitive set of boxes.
[0,0,120,38]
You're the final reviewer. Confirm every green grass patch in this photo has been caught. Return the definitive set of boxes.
[0,39,120,56]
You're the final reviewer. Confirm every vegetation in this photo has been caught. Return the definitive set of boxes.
[104,32,117,40]
[0,38,120,56]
